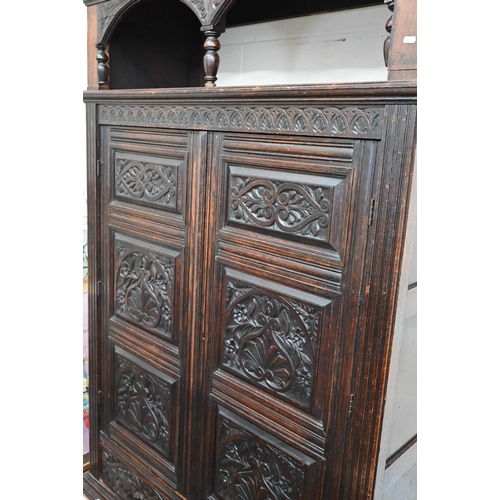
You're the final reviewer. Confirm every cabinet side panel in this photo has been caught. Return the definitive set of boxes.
[373,159,417,500]
[339,104,417,499]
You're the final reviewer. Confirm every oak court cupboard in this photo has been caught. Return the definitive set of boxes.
[82,0,417,499]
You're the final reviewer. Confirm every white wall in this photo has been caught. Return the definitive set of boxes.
[217,5,389,86]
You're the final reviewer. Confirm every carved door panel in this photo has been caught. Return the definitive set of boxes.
[200,132,378,499]
[97,125,207,500]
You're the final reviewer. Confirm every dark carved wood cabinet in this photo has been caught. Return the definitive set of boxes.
[83,1,417,499]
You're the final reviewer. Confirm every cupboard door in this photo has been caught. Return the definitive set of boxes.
[200,133,378,499]
[96,125,208,500]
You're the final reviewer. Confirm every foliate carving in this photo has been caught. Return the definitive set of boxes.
[229,176,331,240]
[115,354,171,458]
[115,238,175,339]
[223,279,320,406]
[180,0,225,25]
[115,157,177,209]
[217,416,305,500]
[101,450,166,500]
[99,105,383,139]
[97,0,134,41]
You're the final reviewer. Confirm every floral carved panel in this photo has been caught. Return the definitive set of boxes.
[216,414,309,500]
[114,152,182,213]
[227,166,342,242]
[101,449,166,500]
[114,235,179,341]
[222,272,329,407]
[115,353,172,459]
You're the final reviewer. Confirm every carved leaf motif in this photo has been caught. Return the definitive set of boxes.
[115,355,171,457]
[216,418,304,500]
[102,451,165,500]
[97,0,131,40]
[115,244,174,338]
[99,104,383,139]
[223,280,319,406]
[229,177,331,240]
[181,0,225,23]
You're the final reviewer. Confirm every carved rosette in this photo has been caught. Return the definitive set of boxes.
[102,450,166,500]
[115,157,177,209]
[217,416,305,500]
[115,238,175,339]
[115,354,171,458]
[99,105,383,139]
[223,279,320,407]
[229,176,331,240]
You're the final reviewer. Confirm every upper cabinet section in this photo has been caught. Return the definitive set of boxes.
[85,0,416,90]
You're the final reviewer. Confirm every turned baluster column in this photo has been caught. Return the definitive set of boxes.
[96,43,110,89]
[383,0,395,67]
[202,29,221,88]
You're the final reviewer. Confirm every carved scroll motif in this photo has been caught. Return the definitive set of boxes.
[115,239,175,339]
[223,279,320,407]
[115,354,171,458]
[115,157,177,210]
[217,416,305,500]
[229,176,331,240]
[102,450,166,500]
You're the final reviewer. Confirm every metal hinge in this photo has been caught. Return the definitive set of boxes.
[96,159,102,177]
[368,199,376,226]
[348,394,355,418]
[97,390,103,406]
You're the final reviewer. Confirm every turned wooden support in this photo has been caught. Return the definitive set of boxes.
[96,43,110,89]
[384,0,395,67]
[203,30,221,88]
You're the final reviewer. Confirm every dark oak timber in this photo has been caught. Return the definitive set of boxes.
[202,29,222,87]
[83,1,417,499]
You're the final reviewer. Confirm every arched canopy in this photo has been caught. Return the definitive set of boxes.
[96,0,236,43]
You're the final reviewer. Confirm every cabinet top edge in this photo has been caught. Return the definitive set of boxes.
[83,81,417,104]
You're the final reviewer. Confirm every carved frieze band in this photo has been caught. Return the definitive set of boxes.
[115,353,172,458]
[101,450,166,500]
[115,153,179,211]
[223,277,322,407]
[99,105,383,139]
[217,415,307,500]
[229,175,332,241]
[115,236,177,340]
